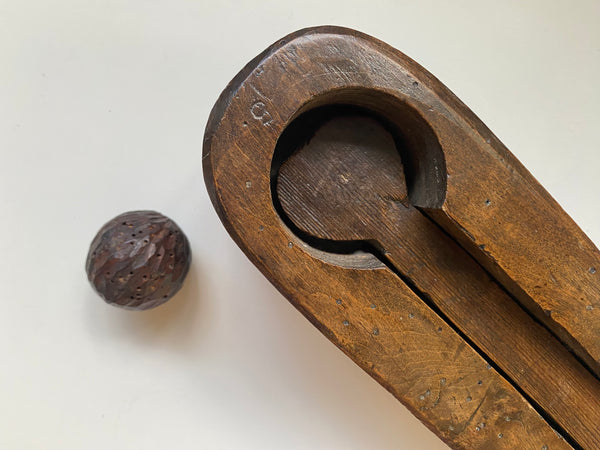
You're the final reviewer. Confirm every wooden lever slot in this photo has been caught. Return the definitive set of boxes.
[203,26,600,448]
[275,106,600,448]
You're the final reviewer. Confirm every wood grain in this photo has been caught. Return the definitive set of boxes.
[202,26,597,448]
[277,112,600,448]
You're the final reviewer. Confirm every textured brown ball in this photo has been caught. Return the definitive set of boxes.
[86,211,191,310]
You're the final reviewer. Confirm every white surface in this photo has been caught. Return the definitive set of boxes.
[1,1,598,448]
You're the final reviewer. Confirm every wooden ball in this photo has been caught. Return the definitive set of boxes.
[86,211,191,310]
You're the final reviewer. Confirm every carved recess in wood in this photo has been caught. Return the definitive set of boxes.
[204,26,600,448]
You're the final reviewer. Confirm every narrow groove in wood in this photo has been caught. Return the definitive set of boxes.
[274,112,597,447]
[272,135,580,448]
[375,247,581,450]
[273,188,579,447]
[421,207,600,385]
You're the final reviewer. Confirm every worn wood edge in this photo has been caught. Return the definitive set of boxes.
[202,26,574,449]
[203,27,385,273]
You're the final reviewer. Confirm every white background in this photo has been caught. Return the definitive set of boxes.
[1,1,598,449]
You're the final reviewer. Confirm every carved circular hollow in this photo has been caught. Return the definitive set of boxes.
[271,89,446,256]
[204,28,449,271]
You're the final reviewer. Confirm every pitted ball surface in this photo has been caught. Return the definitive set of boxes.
[86,210,191,310]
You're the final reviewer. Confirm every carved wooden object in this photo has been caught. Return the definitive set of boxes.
[203,26,600,448]
[86,210,191,310]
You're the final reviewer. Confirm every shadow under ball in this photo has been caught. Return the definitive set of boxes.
[86,210,191,310]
